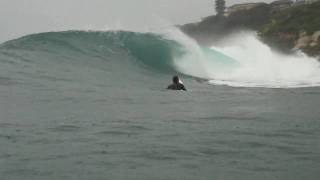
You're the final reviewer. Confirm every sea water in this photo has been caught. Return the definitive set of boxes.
[0,30,319,180]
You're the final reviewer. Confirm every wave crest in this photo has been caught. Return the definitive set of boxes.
[1,30,320,88]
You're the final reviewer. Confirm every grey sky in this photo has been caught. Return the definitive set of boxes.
[0,0,275,42]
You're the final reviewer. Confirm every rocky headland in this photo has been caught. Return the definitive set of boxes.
[180,0,320,58]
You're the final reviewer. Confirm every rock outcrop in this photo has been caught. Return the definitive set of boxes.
[294,31,320,50]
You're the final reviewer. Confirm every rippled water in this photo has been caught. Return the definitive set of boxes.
[1,81,320,180]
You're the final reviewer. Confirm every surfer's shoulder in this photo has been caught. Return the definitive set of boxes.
[167,84,176,90]
[167,83,187,91]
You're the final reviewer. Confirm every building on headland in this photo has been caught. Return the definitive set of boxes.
[224,3,266,16]
[294,0,320,5]
[270,0,293,11]
[222,0,319,18]
[294,0,306,5]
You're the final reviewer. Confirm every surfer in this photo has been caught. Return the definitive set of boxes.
[167,75,187,91]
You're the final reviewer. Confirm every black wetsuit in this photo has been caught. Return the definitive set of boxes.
[167,83,187,91]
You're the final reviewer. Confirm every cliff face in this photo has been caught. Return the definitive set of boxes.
[180,1,320,58]
[259,2,320,57]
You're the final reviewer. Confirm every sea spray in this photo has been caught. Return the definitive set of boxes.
[209,32,320,87]
[158,28,320,88]
[157,28,211,79]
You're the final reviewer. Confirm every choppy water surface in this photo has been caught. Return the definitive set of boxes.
[0,31,320,180]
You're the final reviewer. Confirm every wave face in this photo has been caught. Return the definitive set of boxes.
[0,31,187,92]
[0,31,183,72]
[0,30,320,88]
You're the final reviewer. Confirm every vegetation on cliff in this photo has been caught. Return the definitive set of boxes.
[259,1,320,56]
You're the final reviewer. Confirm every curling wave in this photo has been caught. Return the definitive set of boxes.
[0,30,320,88]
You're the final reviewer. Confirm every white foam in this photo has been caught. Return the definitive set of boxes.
[167,30,320,88]
[159,27,212,79]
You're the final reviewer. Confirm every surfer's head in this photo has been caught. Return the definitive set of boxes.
[173,75,179,84]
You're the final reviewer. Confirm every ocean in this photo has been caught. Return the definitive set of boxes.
[0,29,320,180]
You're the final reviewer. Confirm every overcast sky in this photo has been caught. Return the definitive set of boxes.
[0,0,275,42]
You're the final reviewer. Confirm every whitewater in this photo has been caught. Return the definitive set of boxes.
[0,29,320,180]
